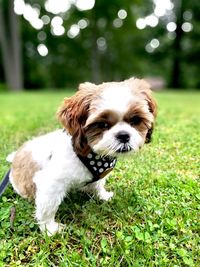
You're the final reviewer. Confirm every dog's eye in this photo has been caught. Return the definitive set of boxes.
[96,122,109,129]
[130,116,142,126]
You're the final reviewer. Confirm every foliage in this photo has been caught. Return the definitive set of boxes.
[21,0,145,88]
[1,0,200,90]
[0,90,199,266]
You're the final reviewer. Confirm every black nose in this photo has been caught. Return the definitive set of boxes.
[116,131,130,143]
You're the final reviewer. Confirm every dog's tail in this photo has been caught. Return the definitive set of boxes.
[6,151,16,163]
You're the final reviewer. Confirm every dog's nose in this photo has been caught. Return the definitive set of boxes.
[116,131,130,143]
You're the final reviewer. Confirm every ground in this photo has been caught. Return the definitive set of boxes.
[0,90,199,267]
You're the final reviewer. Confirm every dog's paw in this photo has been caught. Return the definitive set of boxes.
[40,222,66,236]
[98,191,114,201]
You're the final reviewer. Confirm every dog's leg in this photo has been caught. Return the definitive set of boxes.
[34,168,67,236]
[81,177,114,201]
[35,191,66,236]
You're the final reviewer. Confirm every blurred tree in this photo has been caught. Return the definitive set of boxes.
[169,0,184,88]
[0,0,200,90]
[140,0,200,88]
[181,0,200,88]
[0,0,23,90]
[167,0,200,88]
[21,0,145,88]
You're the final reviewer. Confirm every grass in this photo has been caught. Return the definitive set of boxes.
[0,90,199,267]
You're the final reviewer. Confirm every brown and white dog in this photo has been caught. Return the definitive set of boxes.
[7,78,157,235]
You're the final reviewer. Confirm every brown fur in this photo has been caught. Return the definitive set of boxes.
[127,78,157,116]
[84,110,119,146]
[11,145,40,199]
[57,84,100,156]
[124,103,153,140]
[128,78,157,142]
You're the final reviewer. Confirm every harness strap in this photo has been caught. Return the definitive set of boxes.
[0,169,11,197]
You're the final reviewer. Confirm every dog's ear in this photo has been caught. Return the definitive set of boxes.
[128,78,157,143]
[145,124,154,143]
[57,83,97,156]
[143,84,157,118]
[141,81,157,143]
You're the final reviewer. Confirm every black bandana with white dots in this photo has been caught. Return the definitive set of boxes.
[77,151,117,184]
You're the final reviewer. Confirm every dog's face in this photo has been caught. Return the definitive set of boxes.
[57,78,157,157]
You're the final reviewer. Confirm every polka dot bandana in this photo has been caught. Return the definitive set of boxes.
[77,151,117,183]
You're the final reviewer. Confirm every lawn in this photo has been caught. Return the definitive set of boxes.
[0,90,199,267]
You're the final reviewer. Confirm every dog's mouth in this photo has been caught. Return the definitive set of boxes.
[116,144,133,154]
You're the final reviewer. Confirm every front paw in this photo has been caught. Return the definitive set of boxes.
[98,191,114,201]
[40,222,65,236]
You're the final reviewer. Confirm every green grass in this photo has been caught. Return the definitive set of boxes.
[0,90,199,267]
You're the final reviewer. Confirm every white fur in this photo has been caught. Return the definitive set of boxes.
[100,84,133,115]
[8,130,114,236]
[88,84,135,122]
[6,151,16,162]
[92,122,144,157]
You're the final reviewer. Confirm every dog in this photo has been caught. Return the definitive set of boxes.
[7,77,157,235]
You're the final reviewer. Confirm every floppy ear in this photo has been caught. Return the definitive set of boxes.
[129,78,157,143]
[144,87,157,118]
[145,125,154,143]
[142,83,157,143]
[57,83,97,156]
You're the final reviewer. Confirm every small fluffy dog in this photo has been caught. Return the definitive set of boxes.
[7,78,157,235]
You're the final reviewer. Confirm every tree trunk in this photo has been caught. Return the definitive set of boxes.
[0,0,23,91]
[170,0,184,88]
[91,30,101,84]
[89,10,101,84]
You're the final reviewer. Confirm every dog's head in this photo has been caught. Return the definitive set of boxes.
[57,78,157,157]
